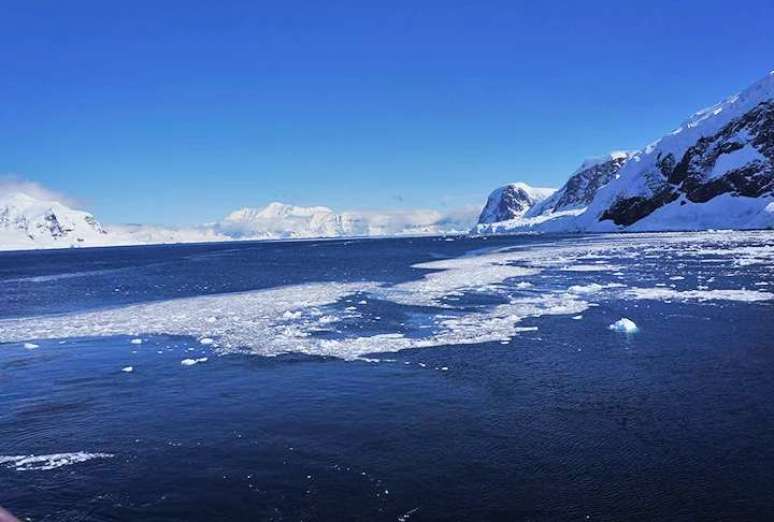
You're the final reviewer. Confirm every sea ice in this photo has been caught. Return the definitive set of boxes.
[626,288,774,302]
[1,231,771,361]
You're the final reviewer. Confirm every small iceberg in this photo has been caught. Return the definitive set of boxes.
[180,357,208,366]
[608,317,638,334]
[121,366,134,373]
[23,342,39,349]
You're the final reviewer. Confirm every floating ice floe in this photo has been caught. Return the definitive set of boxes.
[0,452,113,471]
[567,283,625,294]
[181,357,208,366]
[626,288,774,302]
[560,264,621,272]
[23,342,39,349]
[121,366,134,373]
[130,338,143,345]
[0,276,587,360]
[608,318,639,334]
[376,251,540,306]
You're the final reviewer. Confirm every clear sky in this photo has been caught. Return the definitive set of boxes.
[1,0,773,225]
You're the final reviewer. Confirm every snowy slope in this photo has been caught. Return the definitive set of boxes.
[477,70,774,234]
[477,183,555,224]
[583,71,774,231]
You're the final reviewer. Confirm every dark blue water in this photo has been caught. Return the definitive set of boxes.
[1,233,773,521]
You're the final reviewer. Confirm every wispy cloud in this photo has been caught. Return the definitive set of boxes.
[0,175,79,207]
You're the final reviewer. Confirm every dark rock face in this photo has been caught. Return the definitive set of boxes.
[548,155,629,213]
[601,189,680,227]
[601,101,774,226]
[43,211,67,237]
[478,185,537,224]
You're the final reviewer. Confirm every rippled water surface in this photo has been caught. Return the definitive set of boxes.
[1,232,773,521]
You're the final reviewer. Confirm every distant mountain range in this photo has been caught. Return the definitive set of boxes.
[0,194,476,251]
[217,202,475,239]
[476,71,774,234]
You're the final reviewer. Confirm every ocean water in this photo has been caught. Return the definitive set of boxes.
[1,232,773,521]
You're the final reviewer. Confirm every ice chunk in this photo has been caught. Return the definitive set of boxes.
[23,342,39,349]
[121,366,134,373]
[130,338,143,345]
[608,318,639,333]
[199,337,214,345]
[180,357,208,366]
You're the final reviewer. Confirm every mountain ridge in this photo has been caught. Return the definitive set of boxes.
[476,70,774,234]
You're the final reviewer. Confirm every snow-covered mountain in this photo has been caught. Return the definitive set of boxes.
[0,192,109,250]
[0,195,477,251]
[0,192,230,251]
[218,202,476,238]
[476,71,774,234]
[477,183,555,224]
[475,152,633,234]
[525,152,633,217]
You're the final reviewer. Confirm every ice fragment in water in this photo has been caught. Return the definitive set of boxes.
[181,357,208,366]
[608,318,638,333]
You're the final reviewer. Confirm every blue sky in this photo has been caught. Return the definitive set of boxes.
[1,1,773,225]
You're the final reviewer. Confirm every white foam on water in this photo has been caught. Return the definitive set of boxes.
[0,268,126,284]
[0,452,114,471]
